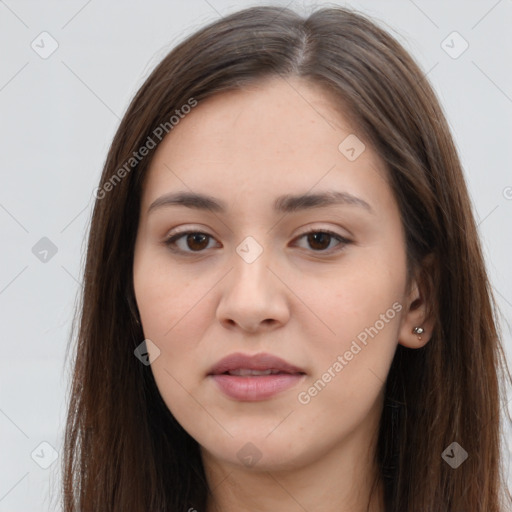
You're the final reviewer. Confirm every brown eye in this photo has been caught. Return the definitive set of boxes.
[164,231,217,253]
[185,233,209,251]
[295,229,352,254]
[306,232,332,251]
[164,229,351,256]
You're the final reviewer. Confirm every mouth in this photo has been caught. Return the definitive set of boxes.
[208,352,306,401]
[220,368,303,376]
[208,351,306,376]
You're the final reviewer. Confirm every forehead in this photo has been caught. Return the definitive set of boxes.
[141,76,389,210]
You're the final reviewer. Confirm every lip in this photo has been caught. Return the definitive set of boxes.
[208,352,306,376]
[208,352,307,401]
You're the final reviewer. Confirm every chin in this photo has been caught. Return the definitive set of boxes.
[201,435,315,473]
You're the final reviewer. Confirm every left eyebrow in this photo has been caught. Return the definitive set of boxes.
[147,190,375,215]
[274,191,374,215]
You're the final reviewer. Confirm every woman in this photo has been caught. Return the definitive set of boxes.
[62,5,512,511]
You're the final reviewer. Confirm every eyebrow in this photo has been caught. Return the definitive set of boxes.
[147,190,374,215]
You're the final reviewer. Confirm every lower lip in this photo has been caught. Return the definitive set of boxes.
[209,373,305,401]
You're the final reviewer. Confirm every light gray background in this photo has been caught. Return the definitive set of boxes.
[1,1,511,510]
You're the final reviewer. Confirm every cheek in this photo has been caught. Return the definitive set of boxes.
[133,245,213,340]
[302,246,406,343]
[133,252,217,419]
[294,246,406,400]
[133,245,235,400]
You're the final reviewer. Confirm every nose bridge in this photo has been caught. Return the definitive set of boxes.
[231,234,272,292]
[235,233,267,266]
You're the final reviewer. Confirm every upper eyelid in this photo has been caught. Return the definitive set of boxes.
[165,221,352,238]
[165,226,352,242]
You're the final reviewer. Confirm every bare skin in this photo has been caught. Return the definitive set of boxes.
[133,76,433,512]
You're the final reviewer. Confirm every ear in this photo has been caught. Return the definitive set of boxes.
[398,254,436,349]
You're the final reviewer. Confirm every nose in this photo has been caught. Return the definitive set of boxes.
[215,244,290,333]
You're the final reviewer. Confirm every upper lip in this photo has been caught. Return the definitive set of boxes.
[208,352,306,375]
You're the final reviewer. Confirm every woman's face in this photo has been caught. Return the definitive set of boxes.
[133,76,421,472]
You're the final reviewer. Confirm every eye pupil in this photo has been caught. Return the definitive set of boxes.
[187,233,209,251]
[308,232,331,250]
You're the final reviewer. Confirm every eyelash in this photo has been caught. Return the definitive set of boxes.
[163,228,352,256]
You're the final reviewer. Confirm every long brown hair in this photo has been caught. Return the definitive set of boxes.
[62,5,512,511]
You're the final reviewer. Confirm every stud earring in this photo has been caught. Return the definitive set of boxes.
[412,326,424,340]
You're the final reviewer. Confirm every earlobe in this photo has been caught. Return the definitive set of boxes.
[397,278,435,349]
[412,326,425,339]
[398,315,434,349]
[400,325,430,348]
